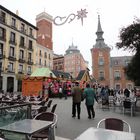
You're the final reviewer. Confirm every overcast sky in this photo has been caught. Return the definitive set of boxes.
[1,0,140,71]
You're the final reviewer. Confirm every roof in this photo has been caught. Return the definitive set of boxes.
[52,70,72,79]
[76,70,86,80]
[65,42,80,54]
[31,68,56,78]
[0,5,38,30]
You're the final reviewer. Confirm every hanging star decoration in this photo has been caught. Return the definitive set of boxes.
[53,8,88,26]
[77,9,88,26]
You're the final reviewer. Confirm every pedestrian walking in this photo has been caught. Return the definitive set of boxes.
[63,82,68,99]
[59,85,63,99]
[83,83,98,119]
[71,82,83,119]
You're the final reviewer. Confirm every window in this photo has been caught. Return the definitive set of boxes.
[99,71,104,80]
[127,84,133,90]
[21,23,25,31]
[19,50,24,59]
[99,51,103,56]
[114,71,121,79]
[98,57,104,65]
[125,59,130,66]
[114,60,119,65]
[9,46,15,57]
[29,28,33,36]
[0,27,6,40]
[11,18,16,27]
[115,84,121,90]
[20,36,25,46]
[49,54,51,59]
[44,60,46,66]
[29,40,32,49]
[0,43,3,57]
[39,50,42,56]
[27,66,32,74]
[44,52,47,58]
[10,32,15,43]
[0,11,6,23]
[39,59,41,65]
[8,62,14,71]
[19,64,23,72]
[28,52,32,60]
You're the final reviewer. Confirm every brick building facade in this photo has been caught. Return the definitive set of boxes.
[91,15,134,90]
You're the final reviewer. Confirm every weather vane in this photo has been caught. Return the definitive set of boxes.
[53,9,88,26]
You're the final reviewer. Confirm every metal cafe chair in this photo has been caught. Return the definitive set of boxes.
[123,99,136,117]
[32,112,57,140]
[97,118,131,132]
[47,100,53,108]
[51,104,57,113]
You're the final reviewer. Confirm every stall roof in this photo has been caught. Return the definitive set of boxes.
[31,68,56,78]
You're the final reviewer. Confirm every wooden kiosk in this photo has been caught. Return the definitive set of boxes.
[22,68,56,97]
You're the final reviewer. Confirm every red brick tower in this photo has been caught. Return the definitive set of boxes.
[91,15,111,86]
[36,12,53,50]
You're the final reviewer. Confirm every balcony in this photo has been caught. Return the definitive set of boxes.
[9,40,17,46]
[114,76,121,80]
[19,43,26,49]
[27,71,32,75]
[28,47,33,51]
[18,57,25,63]
[20,28,26,34]
[18,69,24,74]
[99,77,105,81]
[7,68,15,73]
[27,59,33,65]
[29,33,34,38]
[11,23,17,29]
[8,55,16,61]
[0,36,6,42]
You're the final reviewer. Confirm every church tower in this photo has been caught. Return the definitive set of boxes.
[36,12,53,50]
[91,15,111,86]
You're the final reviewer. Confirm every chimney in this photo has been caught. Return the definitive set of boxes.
[16,10,19,16]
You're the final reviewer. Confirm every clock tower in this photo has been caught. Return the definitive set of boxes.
[91,15,111,86]
[36,12,53,50]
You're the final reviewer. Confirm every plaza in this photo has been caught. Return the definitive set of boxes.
[53,97,140,140]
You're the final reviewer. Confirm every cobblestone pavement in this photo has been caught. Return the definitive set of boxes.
[52,97,140,140]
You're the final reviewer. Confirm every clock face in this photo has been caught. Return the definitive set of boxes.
[37,23,51,38]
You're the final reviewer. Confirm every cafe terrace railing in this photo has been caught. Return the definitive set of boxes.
[0,101,32,139]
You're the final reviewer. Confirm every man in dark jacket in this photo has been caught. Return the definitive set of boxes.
[71,82,83,119]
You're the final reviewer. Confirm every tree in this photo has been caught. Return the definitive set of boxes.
[116,20,140,85]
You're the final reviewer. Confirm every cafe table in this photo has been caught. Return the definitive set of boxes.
[0,119,53,140]
[75,127,136,140]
